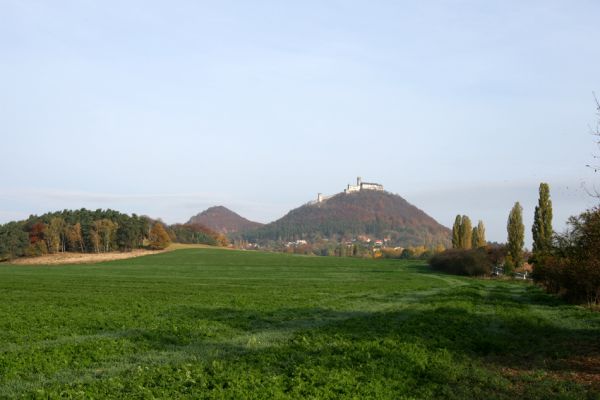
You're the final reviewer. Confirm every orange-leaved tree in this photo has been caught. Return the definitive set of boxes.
[149,222,171,250]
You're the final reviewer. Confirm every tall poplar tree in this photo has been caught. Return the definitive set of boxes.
[507,202,525,269]
[471,227,479,249]
[460,215,473,249]
[452,215,462,249]
[476,220,486,247]
[532,182,553,255]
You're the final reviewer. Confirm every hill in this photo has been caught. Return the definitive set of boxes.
[241,190,450,247]
[187,206,263,234]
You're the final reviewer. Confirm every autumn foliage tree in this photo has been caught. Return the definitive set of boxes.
[66,223,85,252]
[26,222,48,256]
[45,217,66,254]
[149,222,171,250]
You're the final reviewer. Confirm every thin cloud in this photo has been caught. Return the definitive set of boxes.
[0,189,227,203]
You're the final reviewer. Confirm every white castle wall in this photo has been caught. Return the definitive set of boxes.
[313,177,384,204]
[345,184,360,193]
[360,183,384,191]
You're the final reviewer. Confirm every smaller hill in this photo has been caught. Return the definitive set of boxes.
[187,206,263,234]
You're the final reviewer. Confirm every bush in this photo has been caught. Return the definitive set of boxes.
[24,241,48,257]
[531,255,567,294]
[429,249,492,276]
[533,207,600,305]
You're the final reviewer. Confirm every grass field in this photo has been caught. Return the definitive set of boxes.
[1,249,599,399]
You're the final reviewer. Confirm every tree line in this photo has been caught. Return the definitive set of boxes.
[444,184,548,271]
[0,208,228,261]
[451,216,486,250]
[443,179,599,306]
[447,183,552,273]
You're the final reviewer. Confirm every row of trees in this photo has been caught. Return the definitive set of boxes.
[379,244,446,260]
[451,216,486,249]
[440,183,550,275]
[0,209,228,261]
[168,223,229,247]
[444,176,598,306]
[504,183,553,271]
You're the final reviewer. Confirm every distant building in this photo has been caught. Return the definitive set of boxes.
[286,239,308,247]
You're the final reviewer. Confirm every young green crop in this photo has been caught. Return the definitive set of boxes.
[0,249,598,398]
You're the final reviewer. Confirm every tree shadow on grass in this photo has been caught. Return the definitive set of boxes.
[111,300,600,399]
[125,298,600,399]
[20,296,598,399]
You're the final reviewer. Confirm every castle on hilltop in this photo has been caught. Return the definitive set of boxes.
[314,177,384,204]
[344,177,384,194]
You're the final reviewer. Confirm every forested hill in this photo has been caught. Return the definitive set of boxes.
[187,206,263,234]
[241,190,451,247]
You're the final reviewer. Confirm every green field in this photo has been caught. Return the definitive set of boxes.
[1,249,599,399]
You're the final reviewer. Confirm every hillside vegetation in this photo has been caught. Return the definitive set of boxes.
[187,206,264,234]
[241,190,450,247]
[0,249,598,398]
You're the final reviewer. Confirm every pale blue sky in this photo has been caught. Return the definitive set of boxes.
[1,1,599,246]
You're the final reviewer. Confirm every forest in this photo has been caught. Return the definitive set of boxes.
[0,209,228,261]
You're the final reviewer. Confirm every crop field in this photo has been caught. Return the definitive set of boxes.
[0,249,599,399]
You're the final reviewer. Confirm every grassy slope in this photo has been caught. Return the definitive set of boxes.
[0,249,598,399]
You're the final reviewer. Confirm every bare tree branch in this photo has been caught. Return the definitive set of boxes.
[587,92,600,198]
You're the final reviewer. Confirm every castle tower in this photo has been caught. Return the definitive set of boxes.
[357,176,362,186]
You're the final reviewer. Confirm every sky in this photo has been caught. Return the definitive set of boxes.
[1,0,599,247]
